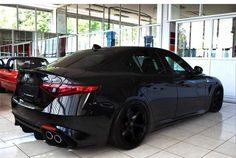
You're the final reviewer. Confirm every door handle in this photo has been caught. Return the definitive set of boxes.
[153,87,164,90]
[178,81,190,87]
[180,83,191,87]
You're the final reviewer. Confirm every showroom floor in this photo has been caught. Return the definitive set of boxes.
[0,93,235,158]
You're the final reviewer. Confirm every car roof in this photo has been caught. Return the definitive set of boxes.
[79,46,172,57]
[92,46,170,53]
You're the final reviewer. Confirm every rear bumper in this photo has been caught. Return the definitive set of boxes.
[12,98,111,147]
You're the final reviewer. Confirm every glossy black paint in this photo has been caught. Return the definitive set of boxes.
[12,47,223,147]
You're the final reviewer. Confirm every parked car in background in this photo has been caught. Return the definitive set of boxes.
[12,47,223,149]
[0,57,48,92]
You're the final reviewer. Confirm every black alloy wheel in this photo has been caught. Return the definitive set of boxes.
[110,103,148,149]
[209,87,223,112]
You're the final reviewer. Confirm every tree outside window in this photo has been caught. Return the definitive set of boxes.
[19,8,35,31]
[0,6,17,29]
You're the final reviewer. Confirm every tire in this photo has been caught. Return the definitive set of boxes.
[34,132,44,140]
[21,125,33,133]
[110,103,149,149]
[209,86,223,112]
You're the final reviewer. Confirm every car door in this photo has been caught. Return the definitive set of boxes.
[1,59,18,91]
[160,52,207,116]
[0,59,5,88]
[129,50,178,122]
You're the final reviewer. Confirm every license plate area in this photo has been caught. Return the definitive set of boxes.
[22,84,39,103]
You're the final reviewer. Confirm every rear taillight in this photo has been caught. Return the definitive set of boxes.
[40,83,100,97]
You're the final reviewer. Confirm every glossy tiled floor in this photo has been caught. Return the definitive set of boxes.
[0,93,236,158]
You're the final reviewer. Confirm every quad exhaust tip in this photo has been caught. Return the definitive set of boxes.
[45,131,53,140]
[54,134,62,144]
[45,131,63,144]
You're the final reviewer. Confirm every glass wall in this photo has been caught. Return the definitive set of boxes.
[176,17,236,58]
[36,32,59,57]
[18,8,35,31]
[0,30,33,57]
[0,4,160,58]
[171,4,236,21]
[120,4,138,46]
[90,4,103,48]
[177,22,190,57]
[173,4,236,58]
[203,20,212,57]
[203,5,236,16]
[76,4,90,50]
[19,6,53,33]
[64,4,160,52]
[67,4,77,34]
[0,30,13,56]
[37,10,52,32]
[212,18,234,58]
[190,21,203,57]
[141,4,157,25]
[171,4,200,20]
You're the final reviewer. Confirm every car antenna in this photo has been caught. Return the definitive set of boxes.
[92,44,101,51]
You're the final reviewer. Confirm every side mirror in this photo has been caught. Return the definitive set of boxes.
[194,66,203,74]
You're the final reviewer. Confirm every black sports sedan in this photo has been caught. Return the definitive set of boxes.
[12,46,223,149]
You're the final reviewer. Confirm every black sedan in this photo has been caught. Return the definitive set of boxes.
[12,46,223,149]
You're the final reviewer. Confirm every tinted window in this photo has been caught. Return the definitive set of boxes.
[125,52,164,74]
[50,50,112,70]
[99,54,132,72]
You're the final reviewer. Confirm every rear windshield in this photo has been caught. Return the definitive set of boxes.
[8,58,48,69]
[50,50,112,70]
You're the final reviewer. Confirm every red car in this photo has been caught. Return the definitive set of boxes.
[0,57,48,92]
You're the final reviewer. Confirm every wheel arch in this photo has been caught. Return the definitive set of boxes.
[107,97,153,143]
[208,84,224,111]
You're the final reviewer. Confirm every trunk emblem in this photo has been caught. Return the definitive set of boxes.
[23,93,34,98]
[23,74,30,82]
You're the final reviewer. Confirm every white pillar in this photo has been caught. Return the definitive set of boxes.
[160,4,170,50]
[52,9,57,33]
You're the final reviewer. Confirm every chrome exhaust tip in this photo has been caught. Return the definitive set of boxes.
[54,134,62,144]
[45,131,53,140]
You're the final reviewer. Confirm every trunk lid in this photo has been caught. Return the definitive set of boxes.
[15,68,73,109]
[14,66,99,110]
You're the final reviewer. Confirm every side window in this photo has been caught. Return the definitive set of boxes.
[165,56,185,72]
[8,60,15,70]
[163,53,193,74]
[126,53,164,74]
